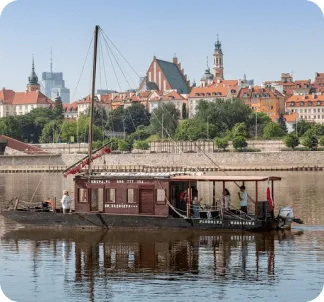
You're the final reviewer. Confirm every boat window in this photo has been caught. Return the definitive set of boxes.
[78,188,88,203]
[127,189,136,203]
[105,188,115,203]
[156,189,166,204]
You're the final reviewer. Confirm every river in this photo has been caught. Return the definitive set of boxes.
[0,172,324,302]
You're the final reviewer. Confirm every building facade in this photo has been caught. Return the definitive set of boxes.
[286,93,324,124]
[42,57,70,103]
[237,86,285,120]
[139,56,191,94]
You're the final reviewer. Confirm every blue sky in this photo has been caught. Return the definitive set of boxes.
[0,0,323,101]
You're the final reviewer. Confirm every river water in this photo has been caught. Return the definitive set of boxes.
[0,172,324,302]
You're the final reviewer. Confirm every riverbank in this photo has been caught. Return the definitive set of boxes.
[0,151,324,173]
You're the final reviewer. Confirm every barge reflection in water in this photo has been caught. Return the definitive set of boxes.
[0,229,307,302]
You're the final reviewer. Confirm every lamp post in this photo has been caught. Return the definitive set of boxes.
[255,111,258,140]
[207,114,211,140]
[122,118,126,139]
[295,112,298,138]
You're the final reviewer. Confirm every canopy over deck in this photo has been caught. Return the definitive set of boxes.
[75,172,281,182]
[170,175,281,182]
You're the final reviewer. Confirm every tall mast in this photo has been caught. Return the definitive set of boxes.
[88,25,100,177]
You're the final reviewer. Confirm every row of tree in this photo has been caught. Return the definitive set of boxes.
[2,97,324,148]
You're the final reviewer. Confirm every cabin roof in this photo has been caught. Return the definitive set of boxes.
[77,172,281,181]
[170,175,281,182]
[79,171,199,179]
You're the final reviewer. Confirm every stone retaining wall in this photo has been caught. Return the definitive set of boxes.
[1,151,324,169]
[64,151,324,168]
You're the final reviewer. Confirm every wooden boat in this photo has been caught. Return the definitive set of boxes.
[1,172,303,231]
[0,26,303,231]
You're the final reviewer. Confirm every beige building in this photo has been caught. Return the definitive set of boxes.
[286,93,324,124]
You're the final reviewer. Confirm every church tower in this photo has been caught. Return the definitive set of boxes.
[213,35,224,80]
[26,56,40,92]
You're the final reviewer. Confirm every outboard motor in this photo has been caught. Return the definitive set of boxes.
[277,206,294,229]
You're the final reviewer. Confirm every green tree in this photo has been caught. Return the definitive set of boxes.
[150,103,179,138]
[196,98,252,132]
[319,136,324,146]
[277,114,288,133]
[262,122,286,139]
[60,119,78,142]
[133,140,149,150]
[107,103,150,134]
[247,111,271,138]
[39,120,62,143]
[293,120,313,137]
[53,96,64,119]
[118,139,131,152]
[175,119,217,141]
[231,122,248,138]
[124,103,150,133]
[214,137,229,150]
[301,135,318,150]
[128,125,152,141]
[232,136,248,150]
[304,123,324,137]
[182,103,187,119]
[20,107,57,143]
[0,116,22,140]
[283,133,300,150]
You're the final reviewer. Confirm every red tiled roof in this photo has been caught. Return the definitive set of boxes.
[12,91,53,105]
[63,101,78,112]
[189,86,228,98]
[286,94,324,103]
[238,87,283,98]
[0,88,15,104]
[161,90,185,101]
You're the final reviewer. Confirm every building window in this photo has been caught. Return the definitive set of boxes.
[317,101,321,106]
[308,101,313,106]
[127,189,136,203]
[105,188,116,203]
[156,189,166,204]
[300,102,304,106]
[78,188,88,203]
[290,102,295,106]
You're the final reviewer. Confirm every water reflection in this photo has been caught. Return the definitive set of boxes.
[1,229,305,299]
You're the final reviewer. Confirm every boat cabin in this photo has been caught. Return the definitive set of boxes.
[73,172,281,219]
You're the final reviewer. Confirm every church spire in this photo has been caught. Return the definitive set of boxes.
[213,35,224,80]
[27,55,40,92]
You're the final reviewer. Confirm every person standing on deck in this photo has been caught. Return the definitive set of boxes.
[223,188,231,210]
[238,186,248,214]
[192,196,200,218]
[61,190,72,214]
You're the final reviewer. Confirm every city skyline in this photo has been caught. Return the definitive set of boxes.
[0,0,323,101]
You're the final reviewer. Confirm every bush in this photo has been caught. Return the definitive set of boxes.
[319,136,324,146]
[283,133,299,150]
[234,147,261,152]
[232,136,248,150]
[214,137,229,150]
[262,122,286,139]
[133,140,149,150]
[301,135,318,150]
[232,123,248,138]
[118,139,131,152]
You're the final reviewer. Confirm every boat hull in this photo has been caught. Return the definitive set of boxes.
[0,210,280,232]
